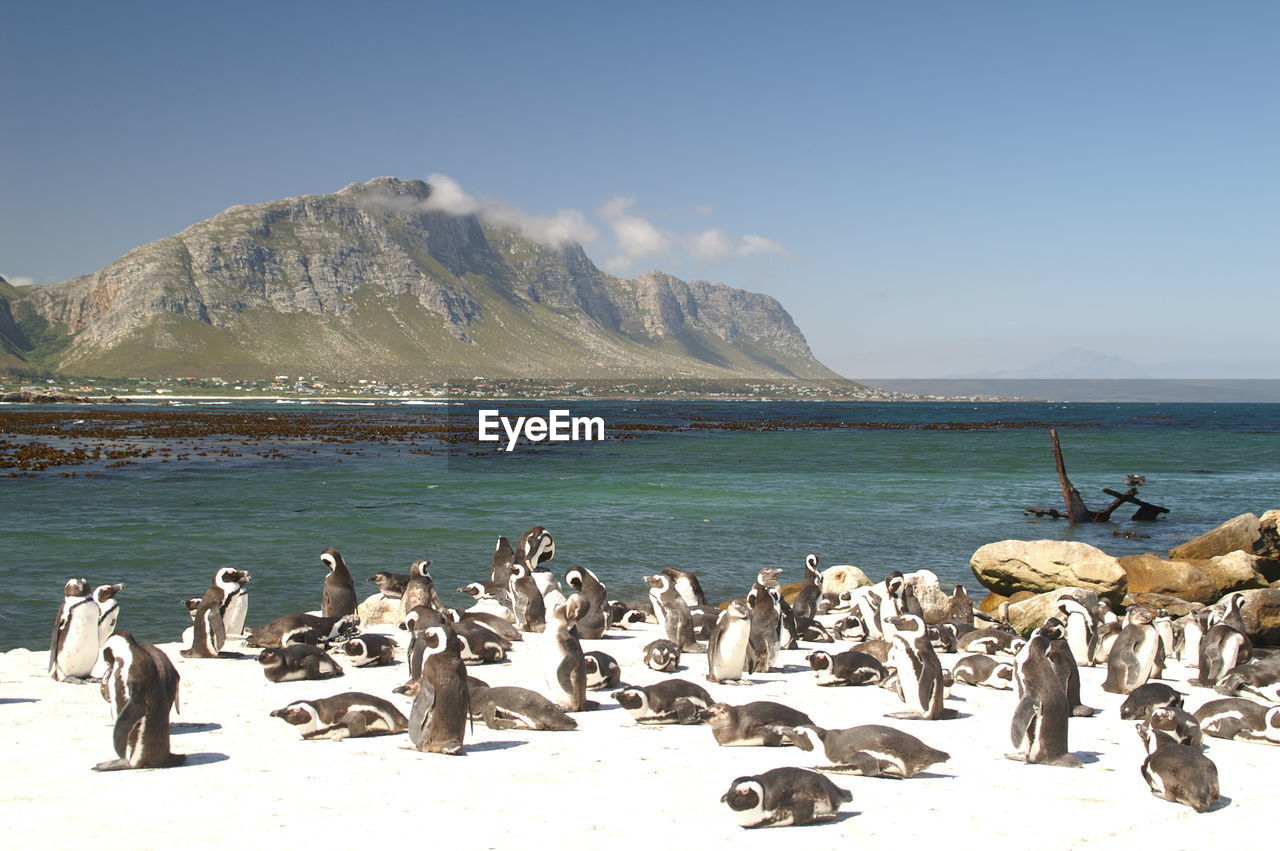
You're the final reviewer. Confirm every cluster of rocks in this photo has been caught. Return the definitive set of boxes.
[966,511,1280,643]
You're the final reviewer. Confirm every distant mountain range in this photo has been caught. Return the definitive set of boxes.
[949,347,1149,380]
[0,178,840,382]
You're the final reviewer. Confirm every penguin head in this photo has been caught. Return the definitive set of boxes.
[805,553,819,572]
[756,568,783,587]
[92,583,124,604]
[885,571,905,594]
[458,583,484,597]
[518,526,554,566]
[723,598,750,621]
[611,688,646,712]
[1265,707,1280,737]
[564,594,586,623]
[720,777,763,811]
[994,663,1014,682]
[320,549,343,572]
[886,614,924,636]
[701,702,732,725]
[1037,617,1066,641]
[781,725,821,752]
[63,578,90,597]
[1127,606,1154,626]
[257,649,283,666]
[341,638,367,657]
[270,703,314,726]
[411,560,433,578]
[215,567,249,592]
[806,651,832,671]
[419,625,451,655]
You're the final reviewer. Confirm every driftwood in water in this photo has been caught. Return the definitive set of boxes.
[1024,429,1170,523]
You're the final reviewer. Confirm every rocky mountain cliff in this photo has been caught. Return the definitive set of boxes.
[5,178,839,381]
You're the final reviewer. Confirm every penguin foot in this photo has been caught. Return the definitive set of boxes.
[92,758,131,772]
[1072,705,1098,717]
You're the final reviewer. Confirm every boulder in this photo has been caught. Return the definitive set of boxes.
[1117,554,1216,604]
[779,582,804,605]
[1168,513,1260,560]
[1256,510,1280,560]
[1194,551,1270,594]
[1007,587,1102,636]
[977,591,1009,614]
[1121,592,1203,618]
[904,569,949,624]
[970,540,1127,604]
[1208,589,1280,645]
[357,593,402,627]
[821,564,870,596]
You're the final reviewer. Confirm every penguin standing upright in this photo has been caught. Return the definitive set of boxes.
[790,554,823,638]
[1010,619,1080,767]
[647,573,698,652]
[564,566,609,640]
[543,599,588,711]
[49,578,100,683]
[509,563,546,633]
[320,548,357,619]
[93,631,184,771]
[707,598,753,684]
[182,567,250,659]
[402,559,443,616]
[1103,606,1162,695]
[885,614,950,720]
[1042,617,1096,716]
[1056,597,1096,667]
[1195,593,1252,687]
[491,537,516,585]
[407,625,469,755]
[93,584,125,646]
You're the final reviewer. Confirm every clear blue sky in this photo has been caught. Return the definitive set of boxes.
[3,1,1277,377]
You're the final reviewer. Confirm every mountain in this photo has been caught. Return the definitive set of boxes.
[4,178,840,382]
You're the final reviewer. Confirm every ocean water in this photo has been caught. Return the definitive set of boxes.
[4,401,1278,652]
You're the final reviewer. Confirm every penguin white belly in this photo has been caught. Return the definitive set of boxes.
[1066,616,1090,666]
[713,620,751,679]
[542,635,573,707]
[1133,630,1160,684]
[58,606,101,679]
[96,605,120,646]
[181,626,195,647]
[890,645,922,711]
[224,593,249,637]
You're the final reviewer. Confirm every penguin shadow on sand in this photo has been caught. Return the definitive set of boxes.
[179,752,231,767]
[170,721,222,735]
[0,697,38,705]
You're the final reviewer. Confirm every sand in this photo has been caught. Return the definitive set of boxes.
[2,619,1275,849]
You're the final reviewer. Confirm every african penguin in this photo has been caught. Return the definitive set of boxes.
[92,631,184,771]
[270,692,408,739]
[720,767,851,828]
[320,548,357,619]
[49,578,99,682]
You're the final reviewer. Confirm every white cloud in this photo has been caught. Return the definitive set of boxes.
[598,196,670,269]
[687,228,786,261]
[422,173,480,216]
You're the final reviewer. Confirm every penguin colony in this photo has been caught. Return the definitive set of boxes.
[48,538,1280,826]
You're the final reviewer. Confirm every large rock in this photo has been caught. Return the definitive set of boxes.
[904,569,950,624]
[1208,589,1280,645]
[970,540,1127,604]
[1257,510,1280,560]
[1168,513,1260,560]
[977,591,1009,614]
[357,593,402,627]
[1121,592,1203,618]
[1117,554,1216,604]
[821,564,870,596]
[1007,587,1102,636]
[1194,551,1270,594]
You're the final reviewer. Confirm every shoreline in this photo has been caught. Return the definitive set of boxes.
[3,618,1274,847]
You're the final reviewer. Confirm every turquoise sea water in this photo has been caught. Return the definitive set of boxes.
[4,401,1278,651]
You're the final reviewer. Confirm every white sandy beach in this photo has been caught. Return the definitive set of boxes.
[2,619,1275,850]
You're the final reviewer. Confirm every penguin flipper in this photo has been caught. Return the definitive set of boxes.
[112,697,147,760]
[92,758,132,772]
[1010,695,1037,751]
[408,680,436,750]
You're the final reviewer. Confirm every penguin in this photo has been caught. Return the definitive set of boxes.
[368,570,411,599]
[1147,705,1203,749]
[1009,619,1080,767]
[516,525,556,568]
[92,583,125,647]
[401,559,443,615]
[244,613,360,649]
[1177,609,1211,666]
[1043,617,1097,717]
[790,554,824,638]
[564,566,609,639]
[407,625,469,754]
[703,701,814,747]
[1194,593,1252,687]
[691,606,725,642]
[92,631,184,771]
[612,679,712,725]
[1152,609,1175,674]
[951,654,1014,690]
[543,598,588,711]
[257,645,344,682]
[1194,697,1280,745]
[491,536,516,585]
[807,650,888,687]
[1137,722,1220,812]
[320,548,357,619]
[49,578,99,682]
[849,639,893,663]
[99,630,181,721]
[877,572,905,643]
[583,651,622,690]
[851,587,885,640]
[946,584,975,629]
[181,566,250,659]
[1119,682,1185,720]
[885,614,951,720]
[956,628,1025,656]
[340,634,397,667]
[1056,597,1096,667]
[831,615,868,643]
[745,576,782,674]
[270,692,407,739]
[534,568,567,617]
[1103,606,1162,695]
[454,620,511,665]
[706,598,753,684]
[1214,655,1280,702]
[220,570,250,638]
[720,767,851,829]
[458,582,513,620]
[646,572,699,652]
[779,724,950,778]
[399,606,450,689]
[444,608,523,643]
[509,563,546,633]
[644,639,681,673]
[468,683,577,731]
[929,623,959,654]
[660,566,709,607]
